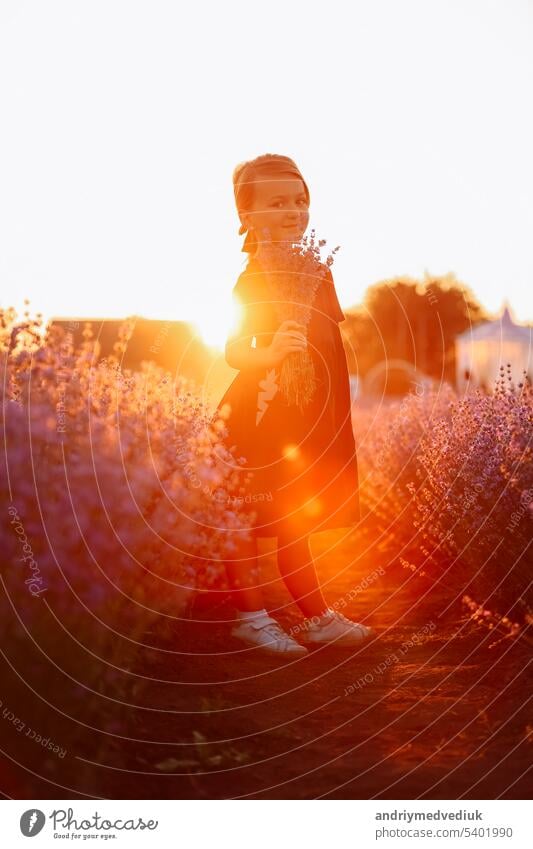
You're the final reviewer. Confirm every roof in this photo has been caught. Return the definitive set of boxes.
[456,301,532,342]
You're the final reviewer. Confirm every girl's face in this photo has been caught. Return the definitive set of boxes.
[241,177,310,247]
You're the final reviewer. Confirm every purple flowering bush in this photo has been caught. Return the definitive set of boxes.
[354,370,533,646]
[354,383,457,540]
[0,305,251,788]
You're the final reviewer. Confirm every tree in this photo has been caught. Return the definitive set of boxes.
[341,272,487,387]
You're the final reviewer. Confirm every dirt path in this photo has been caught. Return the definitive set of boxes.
[87,528,532,800]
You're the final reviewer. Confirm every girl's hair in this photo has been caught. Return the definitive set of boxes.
[232,153,310,255]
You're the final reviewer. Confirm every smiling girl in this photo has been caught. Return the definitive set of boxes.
[215,153,375,655]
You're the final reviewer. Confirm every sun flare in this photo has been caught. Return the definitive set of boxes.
[190,298,243,352]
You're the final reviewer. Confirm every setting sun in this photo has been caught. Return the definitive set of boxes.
[191,297,243,351]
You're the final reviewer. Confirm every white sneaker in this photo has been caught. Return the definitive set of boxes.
[299,608,375,647]
[231,615,309,656]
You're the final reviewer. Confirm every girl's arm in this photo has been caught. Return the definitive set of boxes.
[225,274,307,371]
[224,330,274,371]
[225,321,307,372]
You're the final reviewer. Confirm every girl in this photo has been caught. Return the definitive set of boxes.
[215,153,375,655]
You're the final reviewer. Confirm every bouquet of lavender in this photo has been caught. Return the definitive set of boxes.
[254,226,340,412]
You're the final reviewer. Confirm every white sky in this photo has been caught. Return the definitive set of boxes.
[1,0,532,349]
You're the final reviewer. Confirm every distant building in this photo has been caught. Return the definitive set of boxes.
[455,302,532,393]
[49,317,213,384]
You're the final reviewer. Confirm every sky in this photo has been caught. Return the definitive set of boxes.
[1,0,532,349]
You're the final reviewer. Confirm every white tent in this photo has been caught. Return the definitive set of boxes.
[455,301,532,392]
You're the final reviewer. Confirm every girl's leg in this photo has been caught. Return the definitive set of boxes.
[225,531,310,656]
[224,530,265,611]
[277,531,328,619]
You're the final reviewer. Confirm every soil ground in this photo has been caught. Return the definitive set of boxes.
[2,527,531,800]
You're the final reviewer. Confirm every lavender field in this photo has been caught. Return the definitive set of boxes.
[1,307,531,799]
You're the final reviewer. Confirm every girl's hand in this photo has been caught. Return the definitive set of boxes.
[267,320,307,367]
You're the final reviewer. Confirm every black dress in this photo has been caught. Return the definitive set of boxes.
[215,256,360,538]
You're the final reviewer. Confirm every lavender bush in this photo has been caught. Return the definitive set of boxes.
[0,304,251,789]
[354,370,532,645]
